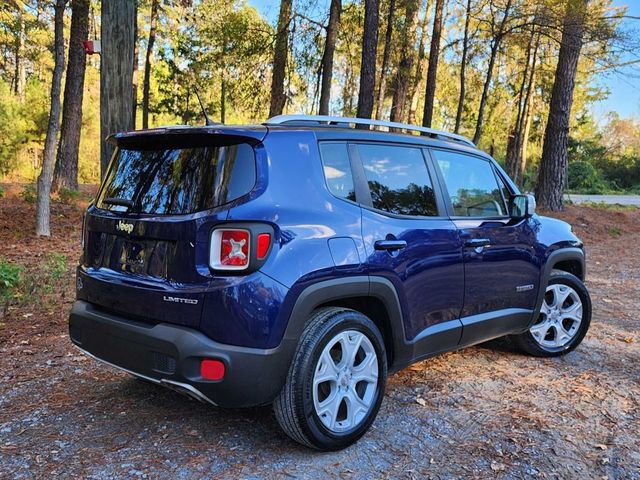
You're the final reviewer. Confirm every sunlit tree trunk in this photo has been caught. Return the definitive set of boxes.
[36,0,67,236]
[472,0,512,144]
[506,29,539,187]
[408,1,433,125]
[454,0,472,134]
[14,9,25,99]
[132,1,139,129]
[356,0,380,119]
[374,0,395,120]
[536,0,588,211]
[319,0,341,115]
[142,0,159,129]
[269,0,293,117]
[518,100,533,186]
[53,0,90,192]
[422,0,445,128]
[390,0,419,123]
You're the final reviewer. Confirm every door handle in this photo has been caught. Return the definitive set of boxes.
[374,240,407,251]
[464,238,491,248]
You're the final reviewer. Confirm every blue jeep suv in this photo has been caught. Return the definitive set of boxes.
[69,115,591,450]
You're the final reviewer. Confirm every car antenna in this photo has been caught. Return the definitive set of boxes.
[193,85,216,126]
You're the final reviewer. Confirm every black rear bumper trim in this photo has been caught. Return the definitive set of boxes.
[69,300,296,407]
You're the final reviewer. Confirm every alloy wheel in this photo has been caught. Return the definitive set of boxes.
[530,283,583,349]
[312,330,379,433]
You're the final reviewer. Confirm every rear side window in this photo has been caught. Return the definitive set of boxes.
[432,149,507,217]
[319,142,356,201]
[356,143,438,216]
[96,143,255,214]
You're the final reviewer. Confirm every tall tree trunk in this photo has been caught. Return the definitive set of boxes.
[356,0,380,119]
[52,0,90,192]
[390,0,419,123]
[506,29,539,186]
[422,0,445,128]
[408,1,433,125]
[318,0,341,115]
[220,69,226,123]
[142,0,158,129]
[100,0,136,178]
[132,1,139,128]
[536,0,588,211]
[36,0,66,236]
[269,0,293,117]
[14,9,25,99]
[454,0,472,133]
[374,0,395,120]
[472,0,512,144]
[518,98,533,185]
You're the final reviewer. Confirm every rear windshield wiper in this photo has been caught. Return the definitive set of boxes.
[102,197,135,208]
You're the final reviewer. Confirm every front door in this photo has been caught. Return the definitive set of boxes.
[430,148,541,345]
[353,142,465,359]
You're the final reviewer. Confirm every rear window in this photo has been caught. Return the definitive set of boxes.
[96,143,256,214]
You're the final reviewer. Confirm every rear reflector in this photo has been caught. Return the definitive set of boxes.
[210,228,250,270]
[256,233,271,259]
[201,359,225,381]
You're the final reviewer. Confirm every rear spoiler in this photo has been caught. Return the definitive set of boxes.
[106,125,268,149]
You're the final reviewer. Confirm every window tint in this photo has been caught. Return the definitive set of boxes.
[319,142,356,201]
[96,143,255,214]
[433,150,507,217]
[357,144,438,216]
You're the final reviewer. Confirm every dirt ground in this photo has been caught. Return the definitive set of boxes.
[1,184,638,479]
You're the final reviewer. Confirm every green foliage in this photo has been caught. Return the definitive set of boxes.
[153,0,273,124]
[0,259,24,302]
[41,253,67,294]
[567,161,610,194]
[567,116,640,193]
[20,184,36,203]
[0,186,5,198]
[0,78,49,178]
[58,187,80,204]
[609,226,621,237]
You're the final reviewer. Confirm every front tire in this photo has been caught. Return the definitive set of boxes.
[274,307,387,450]
[512,270,592,357]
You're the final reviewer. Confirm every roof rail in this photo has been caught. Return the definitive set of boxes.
[264,114,475,147]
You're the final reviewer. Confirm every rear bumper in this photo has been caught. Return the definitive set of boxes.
[68,300,295,407]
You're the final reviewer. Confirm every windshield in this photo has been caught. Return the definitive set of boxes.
[96,143,256,214]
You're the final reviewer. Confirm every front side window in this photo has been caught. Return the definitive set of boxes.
[432,150,507,217]
[357,143,438,216]
[319,142,356,201]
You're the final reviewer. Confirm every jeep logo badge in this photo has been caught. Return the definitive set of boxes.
[116,220,134,234]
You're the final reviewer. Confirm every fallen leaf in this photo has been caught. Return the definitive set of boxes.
[416,397,427,407]
[594,444,608,450]
[491,461,506,472]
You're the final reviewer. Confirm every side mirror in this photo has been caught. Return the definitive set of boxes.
[510,194,536,219]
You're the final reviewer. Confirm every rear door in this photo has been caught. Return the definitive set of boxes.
[80,137,258,327]
[353,142,465,357]
[429,148,541,344]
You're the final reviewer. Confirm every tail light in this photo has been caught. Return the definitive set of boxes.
[209,225,274,273]
[256,233,271,260]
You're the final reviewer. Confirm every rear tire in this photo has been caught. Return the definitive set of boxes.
[274,307,387,450]
[512,270,591,357]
